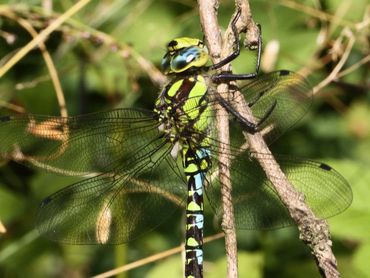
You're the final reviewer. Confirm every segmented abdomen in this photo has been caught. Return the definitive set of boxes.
[183,146,210,278]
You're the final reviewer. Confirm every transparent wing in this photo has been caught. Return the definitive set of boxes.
[1,108,187,243]
[205,151,352,230]
[199,70,312,144]
[37,140,187,244]
[239,70,312,143]
[0,109,160,175]
[180,70,312,146]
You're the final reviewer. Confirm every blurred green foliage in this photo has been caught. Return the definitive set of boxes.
[0,0,369,277]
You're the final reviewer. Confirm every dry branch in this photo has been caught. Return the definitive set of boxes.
[198,1,238,277]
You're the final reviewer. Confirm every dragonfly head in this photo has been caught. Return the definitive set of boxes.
[161,37,209,74]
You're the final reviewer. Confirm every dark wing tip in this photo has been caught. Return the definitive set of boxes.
[319,163,332,171]
[279,70,290,76]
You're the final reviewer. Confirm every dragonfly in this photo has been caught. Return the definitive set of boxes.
[0,10,351,278]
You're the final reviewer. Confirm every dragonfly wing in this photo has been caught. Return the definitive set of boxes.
[188,71,311,148]
[237,70,312,144]
[274,155,352,218]
[37,141,187,244]
[0,109,159,176]
[205,151,352,230]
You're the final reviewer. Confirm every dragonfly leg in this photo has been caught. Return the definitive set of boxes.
[210,9,242,70]
[217,93,277,133]
[216,94,258,133]
[211,11,262,82]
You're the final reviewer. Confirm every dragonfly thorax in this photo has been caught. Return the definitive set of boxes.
[154,74,211,150]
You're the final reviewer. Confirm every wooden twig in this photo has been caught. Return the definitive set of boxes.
[313,28,356,96]
[198,1,238,277]
[199,0,341,277]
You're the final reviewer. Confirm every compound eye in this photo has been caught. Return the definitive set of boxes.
[161,38,209,73]
[171,53,189,72]
[186,54,195,63]
[170,46,200,72]
[160,53,171,73]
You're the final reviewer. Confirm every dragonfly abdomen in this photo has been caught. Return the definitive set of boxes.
[155,50,212,278]
[183,146,210,278]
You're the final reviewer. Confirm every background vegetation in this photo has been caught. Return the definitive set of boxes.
[0,0,369,277]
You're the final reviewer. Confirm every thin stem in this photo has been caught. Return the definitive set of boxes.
[198,1,241,278]
[313,28,356,95]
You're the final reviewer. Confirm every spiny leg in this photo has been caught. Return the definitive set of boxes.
[210,9,242,70]
[216,93,277,133]
[211,9,262,82]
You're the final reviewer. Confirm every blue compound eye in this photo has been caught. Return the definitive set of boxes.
[161,37,209,74]
[171,46,200,72]
[161,52,171,73]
